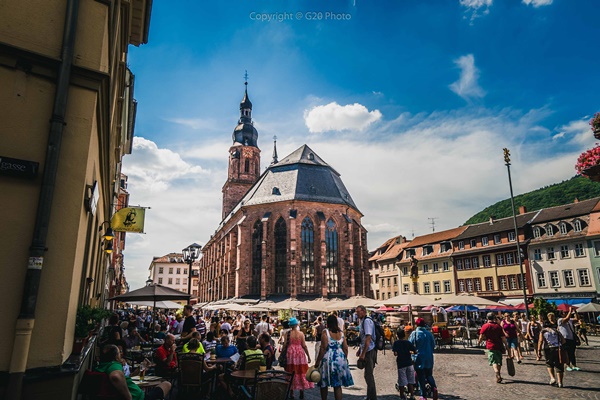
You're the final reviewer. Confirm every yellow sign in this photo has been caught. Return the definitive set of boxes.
[111,207,145,233]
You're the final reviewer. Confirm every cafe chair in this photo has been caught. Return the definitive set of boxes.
[78,370,121,400]
[242,353,265,371]
[251,370,294,400]
[178,359,211,399]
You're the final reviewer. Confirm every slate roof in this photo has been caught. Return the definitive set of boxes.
[529,197,600,224]
[238,144,360,213]
[405,226,468,248]
[454,212,538,240]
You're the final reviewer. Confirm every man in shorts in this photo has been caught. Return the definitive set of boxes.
[393,328,416,400]
[479,312,508,383]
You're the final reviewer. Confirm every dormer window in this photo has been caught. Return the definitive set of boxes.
[308,153,315,160]
[482,236,489,246]
[559,223,568,235]
[533,227,541,238]
[508,231,516,242]
[406,249,415,259]
[440,242,451,252]
[422,245,433,256]
[470,239,477,248]
[272,187,281,195]
[546,224,554,237]
[574,220,582,232]
[458,241,464,250]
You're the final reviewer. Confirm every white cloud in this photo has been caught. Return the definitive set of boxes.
[522,0,553,7]
[165,117,219,131]
[460,0,493,8]
[459,0,492,24]
[303,102,382,133]
[449,54,486,101]
[555,119,593,145]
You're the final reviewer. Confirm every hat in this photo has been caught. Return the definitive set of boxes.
[306,366,321,383]
[356,358,366,370]
[415,318,426,327]
[289,317,299,327]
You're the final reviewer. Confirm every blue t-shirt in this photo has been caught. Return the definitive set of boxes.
[360,317,376,352]
[408,327,435,369]
[215,344,238,359]
[392,339,416,368]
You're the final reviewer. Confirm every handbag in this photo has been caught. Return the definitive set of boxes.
[558,346,569,365]
[277,331,291,368]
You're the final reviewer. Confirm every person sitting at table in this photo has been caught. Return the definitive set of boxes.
[154,334,178,377]
[203,331,218,354]
[216,335,238,359]
[183,332,205,355]
[258,333,275,369]
[125,326,145,350]
[96,344,171,400]
[236,335,265,371]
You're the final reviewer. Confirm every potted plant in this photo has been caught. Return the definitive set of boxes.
[73,305,111,354]
[591,112,600,140]
[575,144,600,182]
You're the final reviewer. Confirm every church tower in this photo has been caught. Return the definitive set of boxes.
[222,79,261,219]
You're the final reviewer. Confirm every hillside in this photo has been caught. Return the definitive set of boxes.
[464,176,600,225]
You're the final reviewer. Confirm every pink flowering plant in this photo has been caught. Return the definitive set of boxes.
[590,112,600,132]
[576,144,600,176]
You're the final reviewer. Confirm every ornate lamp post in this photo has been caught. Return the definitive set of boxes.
[182,243,201,305]
[503,148,530,320]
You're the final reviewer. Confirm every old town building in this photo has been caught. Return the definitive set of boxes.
[0,1,152,398]
[376,236,410,300]
[149,253,200,301]
[198,86,369,302]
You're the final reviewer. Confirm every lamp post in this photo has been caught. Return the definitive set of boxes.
[182,243,201,305]
[503,148,530,320]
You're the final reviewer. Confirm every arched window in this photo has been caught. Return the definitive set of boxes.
[301,217,315,293]
[274,217,287,294]
[251,220,262,295]
[325,219,339,293]
[244,159,250,173]
[574,220,582,232]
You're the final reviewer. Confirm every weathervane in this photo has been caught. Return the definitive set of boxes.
[244,70,249,86]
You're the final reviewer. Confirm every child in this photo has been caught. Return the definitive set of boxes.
[393,328,416,400]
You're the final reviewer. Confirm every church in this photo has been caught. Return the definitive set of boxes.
[197,83,370,302]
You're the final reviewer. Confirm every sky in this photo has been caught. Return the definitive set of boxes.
[121,0,600,290]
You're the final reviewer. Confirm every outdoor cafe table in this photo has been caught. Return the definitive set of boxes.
[231,369,258,380]
[130,375,165,393]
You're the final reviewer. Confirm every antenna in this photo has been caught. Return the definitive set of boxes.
[411,228,415,238]
[428,217,438,232]
[244,70,249,84]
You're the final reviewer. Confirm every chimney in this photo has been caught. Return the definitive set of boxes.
[574,198,579,203]
[489,216,496,225]
[518,206,527,215]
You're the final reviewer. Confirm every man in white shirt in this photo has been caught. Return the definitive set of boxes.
[254,315,272,336]
[220,316,233,334]
[439,306,447,323]
[431,306,439,323]
[558,307,580,371]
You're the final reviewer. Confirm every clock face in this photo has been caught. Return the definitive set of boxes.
[242,148,254,158]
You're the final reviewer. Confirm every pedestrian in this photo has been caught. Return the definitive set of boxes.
[355,305,377,400]
[501,313,523,363]
[283,317,313,399]
[393,328,416,400]
[409,318,437,400]
[538,313,566,387]
[431,306,439,324]
[557,307,580,371]
[314,314,354,400]
[518,313,531,355]
[313,316,326,360]
[527,315,543,361]
[180,305,197,342]
[574,314,589,346]
[478,312,508,384]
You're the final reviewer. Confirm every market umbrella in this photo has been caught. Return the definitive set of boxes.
[129,300,183,309]
[433,293,503,307]
[110,284,191,302]
[556,303,578,312]
[269,298,303,310]
[376,306,397,312]
[576,303,600,313]
[384,293,433,307]
[512,303,534,311]
[297,297,334,311]
[325,295,382,311]
[446,305,479,312]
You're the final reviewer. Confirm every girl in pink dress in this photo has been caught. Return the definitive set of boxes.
[283,317,314,399]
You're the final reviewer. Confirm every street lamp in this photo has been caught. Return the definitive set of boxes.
[146,277,153,286]
[182,243,202,305]
[503,148,530,320]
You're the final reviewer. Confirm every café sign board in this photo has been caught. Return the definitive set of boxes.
[0,155,39,179]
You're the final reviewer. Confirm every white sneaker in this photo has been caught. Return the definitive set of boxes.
[549,378,556,385]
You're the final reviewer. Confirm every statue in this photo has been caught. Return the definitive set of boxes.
[410,255,419,279]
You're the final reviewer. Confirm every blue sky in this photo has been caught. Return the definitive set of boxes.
[122,0,600,289]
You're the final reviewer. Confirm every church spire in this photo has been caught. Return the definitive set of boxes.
[271,135,278,165]
[232,71,258,147]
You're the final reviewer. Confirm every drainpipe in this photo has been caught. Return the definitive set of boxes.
[6,0,80,398]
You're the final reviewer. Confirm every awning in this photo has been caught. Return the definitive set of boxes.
[547,298,592,306]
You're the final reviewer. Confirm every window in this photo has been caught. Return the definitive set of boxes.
[470,239,477,248]
[483,255,491,267]
[578,269,591,286]
[169,267,173,274]
[424,282,431,294]
[474,278,482,292]
[537,272,546,288]
[574,220,582,232]
[381,279,385,287]
[423,246,433,256]
[466,279,473,292]
[387,278,391,287]
[472,257,479,268]
[183,278,187,285]
[458,241,464,250]
[533,249,542,261]
[518,274,525,289]
[394,292,398,297]
[485,277,494,291]
[533,227,541,238]
[482,236,489,246]
[494,234,501,244]
[275,217,288,294]
[563,270,575,287]
[547,247,555,260]
[433,263,439,272]
[158,267,164,274]
[443,262,449,271]
[422,264,429,274]
[505,252,514,265]
[168,278,173,285]
[549,271,560,288]
[560,223,568,235]
[560,245,570,259]
[508,231,516,242]
[402,266,409,275]
[440,242,451,252]
[176,267,180,274]
[547,225,554,237]
[193,290,197,296]
[325,219,339,293]
[499,276,507,290]
[252,219,263,295]
[405,249,415,259]
[444,280,451,293]
[184,268,188,275]
[464,258,471,269]
[393,277,397,285]
[158,278,163,284]
[434,281,441,293]
[456,259,463,270]
[509,275,517,290]
[574,243,585,257]
[175,278,180,285]
[594,241,600,257]
[458,279,465,292]
[403,284,410,293]
[300,217,315,293]
[496,254,505,266]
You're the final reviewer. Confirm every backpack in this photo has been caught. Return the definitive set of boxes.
[363,317,385,351]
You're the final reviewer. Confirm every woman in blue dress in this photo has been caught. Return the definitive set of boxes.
[314,314,354,400]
